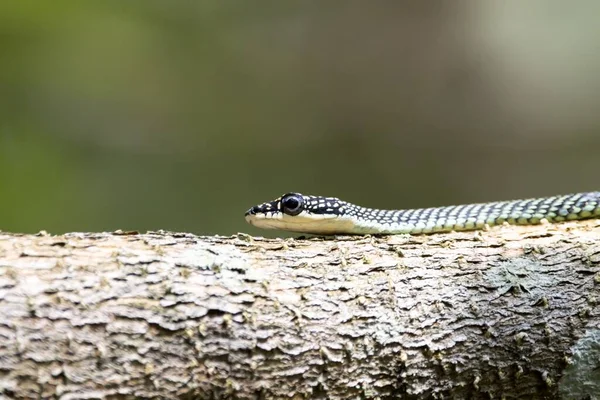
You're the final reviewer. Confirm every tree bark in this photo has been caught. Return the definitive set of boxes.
[1,221,600,399]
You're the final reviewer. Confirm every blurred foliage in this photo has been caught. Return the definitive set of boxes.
[1,1,600,236]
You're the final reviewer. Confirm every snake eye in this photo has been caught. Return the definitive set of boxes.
[281,193,304,216]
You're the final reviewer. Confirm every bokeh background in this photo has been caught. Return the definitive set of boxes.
[1,1,599,237]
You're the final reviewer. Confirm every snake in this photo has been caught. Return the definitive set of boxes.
[245,192,600,235]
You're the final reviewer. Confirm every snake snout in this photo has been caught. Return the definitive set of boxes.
[245,202,277,217]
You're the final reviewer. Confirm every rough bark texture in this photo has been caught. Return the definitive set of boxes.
[1,221,600,399]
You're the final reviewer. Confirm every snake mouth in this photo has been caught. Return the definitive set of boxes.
[244,213,265,224]
[245,210,350,234]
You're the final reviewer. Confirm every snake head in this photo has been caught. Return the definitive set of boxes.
[245,193,354,234]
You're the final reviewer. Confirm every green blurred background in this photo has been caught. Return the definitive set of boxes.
[1,1,599,237]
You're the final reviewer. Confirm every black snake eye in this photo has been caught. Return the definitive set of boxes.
[281,193,304,216]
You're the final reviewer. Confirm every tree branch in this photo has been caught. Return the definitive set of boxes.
[1,221,600,399]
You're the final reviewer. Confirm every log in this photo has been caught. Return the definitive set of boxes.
[1,221,600,399]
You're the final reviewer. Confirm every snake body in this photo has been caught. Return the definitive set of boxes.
[245,192,600,235]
